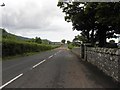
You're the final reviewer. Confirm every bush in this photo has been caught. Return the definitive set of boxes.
[68,44,74,49]
[105,43,118,48]
[2,39,55,57]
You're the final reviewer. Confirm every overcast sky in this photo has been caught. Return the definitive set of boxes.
[0,0,79,42]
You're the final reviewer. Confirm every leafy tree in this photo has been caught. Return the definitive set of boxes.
[57,2,120,47]
[73,34,88,43]
[67,40,71,44]
[109,40,115,43]
[61,39,66,44]
[72,35,82,46]
[28,38,35,43]
[35,37,42,44]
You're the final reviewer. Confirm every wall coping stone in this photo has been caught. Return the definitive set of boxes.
[86,47,120,56]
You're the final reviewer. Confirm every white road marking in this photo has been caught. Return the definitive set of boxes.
[32,59,46,69]
[54,50,61,56]
[59,50,62,52]
[48,55,53,59]
[0,73,23,89]
[56,50,61,54]
[56,51,59,54]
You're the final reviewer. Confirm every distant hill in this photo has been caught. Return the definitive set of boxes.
[0,28,30,40]
[0,28,61,45]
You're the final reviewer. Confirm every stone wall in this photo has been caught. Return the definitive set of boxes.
[71,47,120,82]
[85,47,120,82]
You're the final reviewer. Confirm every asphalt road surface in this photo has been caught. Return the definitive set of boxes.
[1,46,118,88]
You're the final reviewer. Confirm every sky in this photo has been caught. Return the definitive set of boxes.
[0,0,79,42]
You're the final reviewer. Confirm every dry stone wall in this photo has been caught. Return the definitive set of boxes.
[86,47,119,82]
[71,47,120,82]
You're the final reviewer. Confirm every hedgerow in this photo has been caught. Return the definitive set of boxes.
[2,39,55,57]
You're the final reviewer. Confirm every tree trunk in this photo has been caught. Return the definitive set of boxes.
[91,29,95,46]
[98,29,106,47]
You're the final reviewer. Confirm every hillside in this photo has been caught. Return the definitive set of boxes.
[0,28,30,41]
[1,28,61,46]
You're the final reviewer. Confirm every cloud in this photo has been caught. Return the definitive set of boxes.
[2,0,64,30]
[1,0,79,41]
[2,0,48,29]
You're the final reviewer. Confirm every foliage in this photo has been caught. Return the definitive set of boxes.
[1,29,59,57]
[35,37,42,44]
[28,38,51,45]
[2,39,56,57]
[109,40,115,43]
[106,43,118,48]
[1,28,30,41]
[61,39,66,44]
[68,43,74,49]
[42,39,51,44]
[57,2,120,47]
[73,35,87,43]
[28,38,35,43]
[67,40,71,44]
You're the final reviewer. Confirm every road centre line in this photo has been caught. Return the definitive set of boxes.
[32,59,46,69]
[32,54,55,69]
[59,50,62,52]
[0,51,60,89]
[54,53,57,55]
[32,52,59,69]
[0,73,23,89]
[56,51,60,54]
[58,50,61,53]
[48,55,53,59]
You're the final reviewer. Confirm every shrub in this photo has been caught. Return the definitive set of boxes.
[106,43,118,48]
[2,39,55,57]
[68,44,74,49]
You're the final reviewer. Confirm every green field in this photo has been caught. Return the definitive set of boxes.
[1,29,60,57]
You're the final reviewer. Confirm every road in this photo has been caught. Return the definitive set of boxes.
[1,46,118,88]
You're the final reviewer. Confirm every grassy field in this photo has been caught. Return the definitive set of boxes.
[1,29,60,58]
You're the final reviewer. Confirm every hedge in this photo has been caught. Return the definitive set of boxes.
[2,39,55,57]
[68,43,74,49]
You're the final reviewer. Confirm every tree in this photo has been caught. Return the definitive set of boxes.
[119,41,120,43]
[57,2,120,47]
[35,37,42,44]
[61,39,66,44]
[67,40,71,44]
[109,40,115,43]
[95,3,120,46]
[73,34,88,43]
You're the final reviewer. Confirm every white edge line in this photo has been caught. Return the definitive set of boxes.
[0,73,23,89]
[32,59,46,69]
